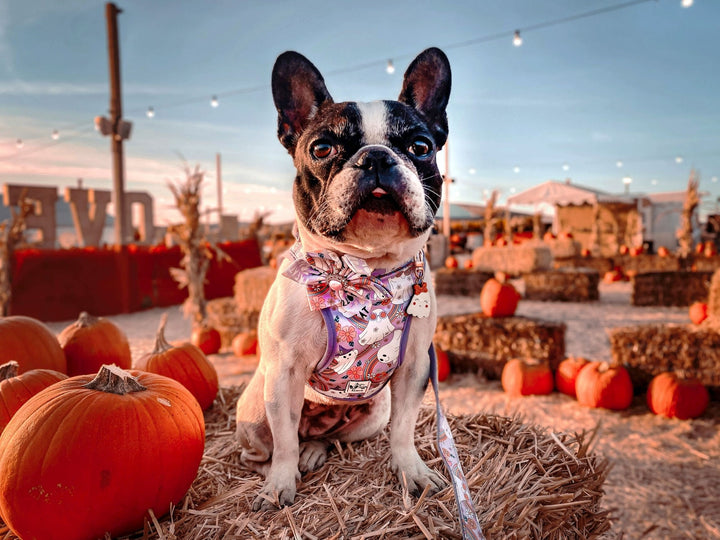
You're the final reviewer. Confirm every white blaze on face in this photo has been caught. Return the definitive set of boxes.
[356,101,388,145]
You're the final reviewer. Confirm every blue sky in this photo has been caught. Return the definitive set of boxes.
[0,0,718,224]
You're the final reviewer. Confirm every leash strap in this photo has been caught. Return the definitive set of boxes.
[429,345,485,540]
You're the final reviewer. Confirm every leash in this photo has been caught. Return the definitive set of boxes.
[429,345,485,540]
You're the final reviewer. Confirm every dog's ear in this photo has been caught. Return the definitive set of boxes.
[398,48,451,149]
[272,51,333,154]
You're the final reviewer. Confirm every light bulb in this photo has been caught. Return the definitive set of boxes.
[513,166,520,173]
[616,160,623,168]
[682,0,693,7]
[16,139,23,149]
[146,106,155,118]
[513,30,523,47]
[562,163,570,171]
[386,60,395,74]
[211,95,219,108]
[51,130,59,140]
[675,156,684,164]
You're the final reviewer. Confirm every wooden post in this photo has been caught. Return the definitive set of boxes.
[106,2,128,246]
[216,152,223,217]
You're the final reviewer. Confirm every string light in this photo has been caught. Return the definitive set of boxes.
[562,163,570,171]
[512,30,523,47]
[146,106,155,118]
[513,166,520,173]
[210,95,219,107]
[681,0,693,7]
[385,60,395,74]
[616,160,624,168]
[51,130,59,140]
[675,156,684,164]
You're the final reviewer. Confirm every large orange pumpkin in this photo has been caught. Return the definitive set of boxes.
[647,372,709,420]
[555,356,590,398]
[57,311,132,376]
[135,315,219,410]
[575,361,633,410]
[0,316,66,374]
[480,277,520,317]
[501,358,554,397]
[0,361,67,433]
[0,365,205,540]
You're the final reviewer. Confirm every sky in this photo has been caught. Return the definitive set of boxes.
[0,0,718,226]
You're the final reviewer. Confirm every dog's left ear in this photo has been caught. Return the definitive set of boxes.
[272,51,334,154]
[398,48,451,149]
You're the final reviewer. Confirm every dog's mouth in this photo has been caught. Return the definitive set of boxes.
[359,187,403,216]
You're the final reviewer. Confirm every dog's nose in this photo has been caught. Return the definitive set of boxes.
[354,148,396,172]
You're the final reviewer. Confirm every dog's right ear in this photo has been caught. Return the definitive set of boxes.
[272,51,333,154]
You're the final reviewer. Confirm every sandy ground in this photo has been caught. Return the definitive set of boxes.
[44,280,720,539]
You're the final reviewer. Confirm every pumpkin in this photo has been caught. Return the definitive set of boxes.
[480,277,520,317]
[191,325,222,355]
[695,242,705,255]
[580,247,591,258]
[57,311,132,376]
[603,267,624,283]
[558,231,573,240]
[0,361,67,433]
[646,372,709,420]
[232,330,259,356]
[629,246,643,257]
[555,356,590,398]
[501,358,554,398]
[575,361,633,410]
[704,242,718,257]
[618,244,629,255]
[435,347,451,382]
[135,314,219,410]
[444,255,459,269]
[495,237,508,247]
[688,302,709,325]
[0,365,205,540]
[657,246,670,257]
[463,258,474,269]
[0,316,67,374]
[543,232,555,242]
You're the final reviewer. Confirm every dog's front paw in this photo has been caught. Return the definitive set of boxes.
[392,453,447,497]
[252,467,301,511]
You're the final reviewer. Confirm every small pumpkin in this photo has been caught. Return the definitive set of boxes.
[575,361,633,410]
[0,316,67,374]
[0,361,67,433]
[58,311,132,376]
[580,247,591,258]
[191,325,222,355]
[463,258,474,269]
[603,267,625,283]
[444,256,459,269]
[135,314,219,410]
[501,358,554,398]
[480,277,520,317]
[629,245,644,257]
[704,242,718,257]
[657,246,670,257]
[646,372,709,420]
[555,356,590,398]
[618,244,629,255]
[435,347,451,382]
[232,330,259,356]
[0,365,205,540]
[688,302,709,325]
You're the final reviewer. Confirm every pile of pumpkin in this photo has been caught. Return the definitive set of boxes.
[500,356,710,420]
[0,312,224,540]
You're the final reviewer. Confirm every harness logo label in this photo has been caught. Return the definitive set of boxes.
[345,380,371,395]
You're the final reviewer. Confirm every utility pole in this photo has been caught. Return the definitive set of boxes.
[216,153,223,216]
[105,2,130,245]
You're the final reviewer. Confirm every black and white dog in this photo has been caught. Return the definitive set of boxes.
[236,48,451,510]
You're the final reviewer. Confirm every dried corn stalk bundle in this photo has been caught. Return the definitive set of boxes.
[523,268,599,302]
[206,297,260,348]
[631,271,712,306]
[433,268,494,296]
[434,312,566,378]
[144,386,611,540]
[471,244,552,276]
[609,323,720,391]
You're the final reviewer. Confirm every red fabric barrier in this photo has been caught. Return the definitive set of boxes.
[9,238,263,322]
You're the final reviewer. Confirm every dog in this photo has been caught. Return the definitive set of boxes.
[235,47,451,511]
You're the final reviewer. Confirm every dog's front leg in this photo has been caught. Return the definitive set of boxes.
[389,340,446,496]
[253,361,306,511]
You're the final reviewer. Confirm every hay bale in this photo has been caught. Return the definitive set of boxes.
[234,266,277,312]
[434,312,566,378]
[609,324,720,392]
[690,255,720,272]
[547,237,581,259]
[471,244,552,276]
[206,297,260,348]
[617,254,680,274]
[523,268,599,302]
[631,271,712,306]
[138,386,611,540]
[554,256,614,275]
[433,268,494,296]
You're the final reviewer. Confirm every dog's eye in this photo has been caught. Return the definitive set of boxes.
[409,138,432,158]
[311,141,335,160]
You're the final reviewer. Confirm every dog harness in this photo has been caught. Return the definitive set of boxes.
[282,242,431,401]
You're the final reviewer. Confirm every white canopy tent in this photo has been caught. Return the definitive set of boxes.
[506,180,632,207]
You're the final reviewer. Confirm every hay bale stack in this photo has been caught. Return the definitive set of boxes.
[609,324,720,392]
[206,297,260,348]
[434,312,566,378]
[523,268,600,302]
[554,255,614,275]
[547,237,581,259]
[471,244,552,276]
[618,254,680,274]
[141,386,611,539]
[234,266,277,311]
[692,255,720,272]
[433,268,494,296]
[631,271,712,306]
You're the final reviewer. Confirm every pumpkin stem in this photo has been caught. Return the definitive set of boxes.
[82,364,147,395]
[76,311,99,328]
[0,361,19,381]
[152,312,174,354]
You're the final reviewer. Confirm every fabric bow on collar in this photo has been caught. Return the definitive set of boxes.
[282,243,392,313]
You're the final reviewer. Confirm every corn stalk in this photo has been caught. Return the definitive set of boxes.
[0,190,33,316]
[676,170,700,258]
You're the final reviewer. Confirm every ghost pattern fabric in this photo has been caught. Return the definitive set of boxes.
[283,244,427,401]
